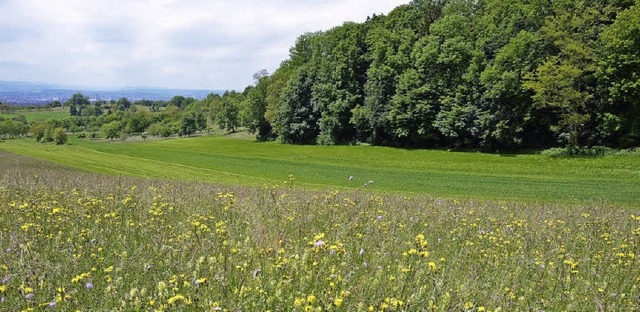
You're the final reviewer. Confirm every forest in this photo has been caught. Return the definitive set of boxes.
[2,0,639,151]
[248,0,639,150]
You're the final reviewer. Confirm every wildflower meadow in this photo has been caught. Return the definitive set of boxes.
[0,152,638,311]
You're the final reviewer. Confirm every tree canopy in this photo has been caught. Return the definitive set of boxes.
[241,0,640,149]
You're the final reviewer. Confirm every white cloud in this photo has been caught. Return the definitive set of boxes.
[0,0,409,90]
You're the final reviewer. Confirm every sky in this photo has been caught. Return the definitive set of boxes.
[0,0,409,91]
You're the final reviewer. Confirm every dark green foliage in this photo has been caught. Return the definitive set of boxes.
[117,97,132,111]
[124,109,152,134]
[247,0,639,150]
[101,121,123,140]
[596,2,640,147]
[274,66,320,144]
[180,112,197,137]
[64,93,90,108]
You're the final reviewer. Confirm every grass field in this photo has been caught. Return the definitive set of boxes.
[0,151,638,311]
[0,135,638,205]
[0,107,70,122]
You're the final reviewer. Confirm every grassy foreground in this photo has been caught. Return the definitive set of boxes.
[1,135,639,204]
[0,152,638,311]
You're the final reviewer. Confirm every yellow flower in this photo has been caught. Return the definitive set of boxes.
[307,295,316,304]
[334,298,343,307]
[294,298,304,307]
[167,294,186,304]
[429,261,437,273]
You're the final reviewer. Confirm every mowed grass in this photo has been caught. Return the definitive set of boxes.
[0,152,639,311]
[0,135,639,205]
[0,107,70,122]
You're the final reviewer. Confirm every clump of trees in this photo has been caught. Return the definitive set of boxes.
[59,94,227,140]
[30,121,67,144]
[233,0,640,150]
[0,115,29,139]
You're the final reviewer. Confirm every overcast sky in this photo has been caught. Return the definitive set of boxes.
[0,0,409,90]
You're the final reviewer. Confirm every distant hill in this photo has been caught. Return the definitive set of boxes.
[0,81,224,105]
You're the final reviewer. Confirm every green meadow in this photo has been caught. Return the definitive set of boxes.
[1,135,638,205]
[1,148,639,311]
[0,107,70,122]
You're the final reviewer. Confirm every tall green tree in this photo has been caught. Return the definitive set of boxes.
[215,91,242,132]
[65,93,90,107]
[596,2,640,147]
[274,66,320,144]
[523,0,606,146]
[241,76,272,140]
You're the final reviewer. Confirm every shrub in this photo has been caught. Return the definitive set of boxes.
[53,127,67,145]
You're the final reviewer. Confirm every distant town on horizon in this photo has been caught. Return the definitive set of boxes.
[0,80,224,105]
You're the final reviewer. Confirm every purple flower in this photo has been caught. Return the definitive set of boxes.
[313,240,324,247]
[359,249,364,256]
[1,296,4,303]
[329,249,336,255]
[86,282,93,289]
[1,277,7,284]
[49,301,56,307]
[377,216,383,221]
[25,293,34,299]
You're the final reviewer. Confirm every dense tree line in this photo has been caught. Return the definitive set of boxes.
[41,93,243,140]
[8,0,640,151]
[242,0,639,150]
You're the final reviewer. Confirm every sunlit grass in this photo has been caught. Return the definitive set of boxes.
[1,135,639,204]
[0,107,69,122]
[0,152,638,311]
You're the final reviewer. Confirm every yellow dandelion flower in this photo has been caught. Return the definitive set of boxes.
[307,295,316,304]
[167,294,186,304]
[429,261,437,273]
